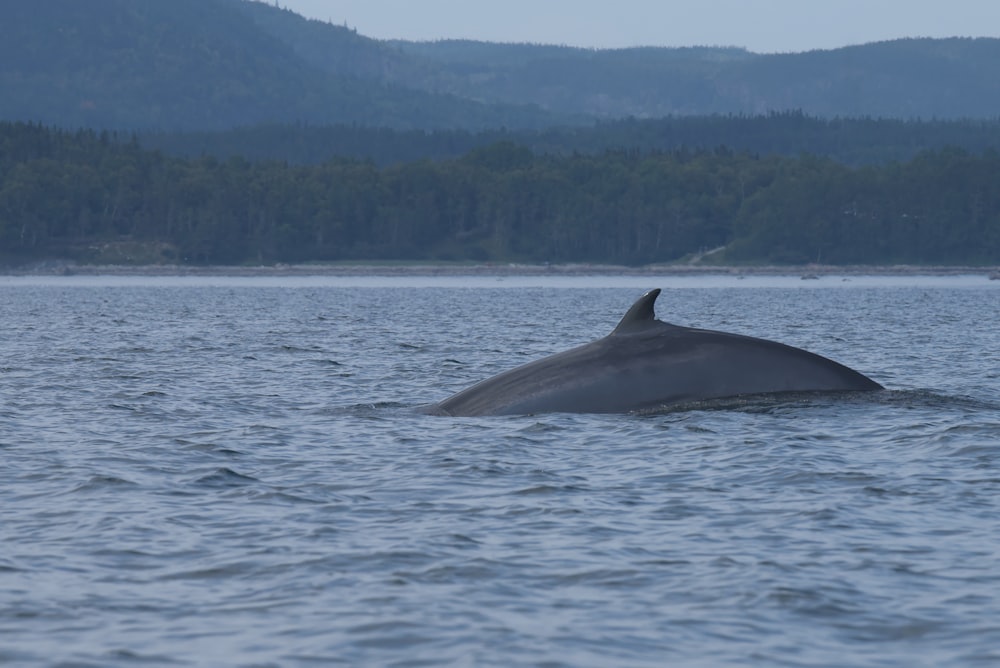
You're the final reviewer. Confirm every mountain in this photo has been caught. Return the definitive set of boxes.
[236,2,1000,120]
[386,37,1000,120]
[0,0,556,131]
[726,38,1000,118]
[387,41,753,117]
[2,0,999,133]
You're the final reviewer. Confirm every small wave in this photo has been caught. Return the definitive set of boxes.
[326,402,415,417]
[0,559,26,573]
[108,403,141,412]
[630,387,1000,418]
[158,560,258,581]
[104,649,182,664]
[176,441,244,458]
[279,344,322,353]
[758,585,865,618]
[190,467,259,487]
[511,484,586,496]
[871,389,1000,412]
[71,475,138,492]
[517,421,568,434]
[632,391,883,416]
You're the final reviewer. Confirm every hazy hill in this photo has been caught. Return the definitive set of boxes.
[388,37,1000,119]
[0,0,555,131]
[725,38,1000,118]
[236,2,1000,120]
[232,0,426,83]
[3,0,1000,133]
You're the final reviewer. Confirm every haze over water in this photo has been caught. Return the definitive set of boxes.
[2,275,998,666]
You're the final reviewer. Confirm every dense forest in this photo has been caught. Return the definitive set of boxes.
[3,2,999,268]
[4,0,1000,132]
[143,113,1000,168]
[2,123,997,267]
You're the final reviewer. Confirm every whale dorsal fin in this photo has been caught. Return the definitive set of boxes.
[611,288,661,335]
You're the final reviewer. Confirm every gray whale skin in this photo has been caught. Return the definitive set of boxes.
[429,288,882,416]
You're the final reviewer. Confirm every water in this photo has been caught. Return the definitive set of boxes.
[1,274,998,667]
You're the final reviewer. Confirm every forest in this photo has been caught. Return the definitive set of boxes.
[142,113,1000,169]
[1,122,997,267]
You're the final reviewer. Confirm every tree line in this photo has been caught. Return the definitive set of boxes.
[1,122,997,266]
[142,113,1000,168]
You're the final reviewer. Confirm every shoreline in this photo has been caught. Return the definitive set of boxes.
[3,261,998,278]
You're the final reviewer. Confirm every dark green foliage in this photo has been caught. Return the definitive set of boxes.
[141,113,1000,168]
[2,122,998,266]
[725,148,1000,265]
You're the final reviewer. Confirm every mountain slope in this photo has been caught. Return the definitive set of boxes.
[387,37,1000,119]
[723,38,1000,118]
[0,0,556,130]
[3,0,999,132]
[230,2,1000,121]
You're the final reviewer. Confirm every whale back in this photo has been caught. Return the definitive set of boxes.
[431,289,882,416]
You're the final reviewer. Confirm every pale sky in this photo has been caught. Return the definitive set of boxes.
[275,0,1000,53]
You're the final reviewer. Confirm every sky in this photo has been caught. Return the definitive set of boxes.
[275,0,1000,53]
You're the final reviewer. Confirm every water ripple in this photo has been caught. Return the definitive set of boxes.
[0,280,997,667]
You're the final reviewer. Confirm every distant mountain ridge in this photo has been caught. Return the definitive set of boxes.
[382,36,1000,119]
[2,0,999,132]
[0,0,556,131]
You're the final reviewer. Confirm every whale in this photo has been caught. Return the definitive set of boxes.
[429,288,882,416]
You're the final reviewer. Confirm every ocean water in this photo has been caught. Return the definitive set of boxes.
[1,274,998,667]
